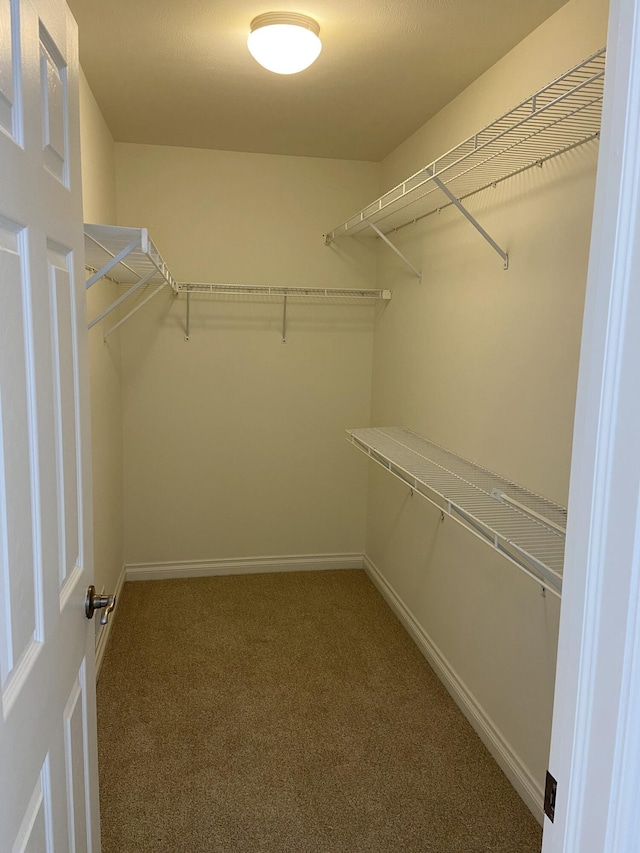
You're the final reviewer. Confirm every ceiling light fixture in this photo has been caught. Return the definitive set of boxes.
[247,12,322,75]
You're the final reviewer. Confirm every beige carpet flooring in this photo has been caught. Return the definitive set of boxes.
[97,570,542,852]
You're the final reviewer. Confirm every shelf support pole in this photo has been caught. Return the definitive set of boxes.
[282,294,288,344]
[185,290,191,341]
[366,222,422,281]
[85,239,139,288]
[427,169,509,269]
[87,268,156,330]
[102,282,168,341]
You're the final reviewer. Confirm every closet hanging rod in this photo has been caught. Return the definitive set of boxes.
[177,283,392,300]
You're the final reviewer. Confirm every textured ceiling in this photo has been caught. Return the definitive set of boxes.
[69,0,568,161]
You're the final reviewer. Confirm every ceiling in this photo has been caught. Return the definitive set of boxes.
[69,0,568,162]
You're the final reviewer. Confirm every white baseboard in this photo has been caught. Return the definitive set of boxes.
[95,563,126,680]
[125,552,365,582]
[363,554,544,825]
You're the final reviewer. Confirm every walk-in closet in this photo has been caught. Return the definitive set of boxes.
[81,0,608,848]
[3,0,630,850]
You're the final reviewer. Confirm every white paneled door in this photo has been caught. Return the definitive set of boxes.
[0,0,100,849]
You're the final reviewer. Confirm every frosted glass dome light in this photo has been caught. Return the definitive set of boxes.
[247,12,322,75]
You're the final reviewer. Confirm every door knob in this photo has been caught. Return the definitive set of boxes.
[85,585,116,625]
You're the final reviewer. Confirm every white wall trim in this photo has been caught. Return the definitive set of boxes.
[125,552,365,582]
[363,554,544,824]
[95,563,126,679]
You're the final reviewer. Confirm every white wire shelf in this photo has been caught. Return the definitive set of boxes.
[178,283,391,300]
[325,48,605,262]
[348,426,566,595]
[84,224,177,338]
[84,223,391,341]
[178,283,391,342]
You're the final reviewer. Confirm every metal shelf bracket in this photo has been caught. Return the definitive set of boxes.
[88,268,156,330]
[185,290,191,341]
[85,238,138,289]
[367,222,422,281]
[282,294,288,344]
[103,282,168,341]
[427,168,509,270]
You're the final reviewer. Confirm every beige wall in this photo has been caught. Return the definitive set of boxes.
[80,70,124,599]
[79,70,117,224]
[114,144,380,564]
[364,0,609,817]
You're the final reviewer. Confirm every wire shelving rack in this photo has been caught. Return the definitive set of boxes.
[85,224,177,339]
[325,49,606,273]
[84,225,391,341]
[177,283,391,342]
[348,426,566,595]
[179,283,390,299]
